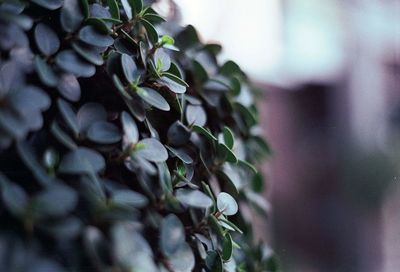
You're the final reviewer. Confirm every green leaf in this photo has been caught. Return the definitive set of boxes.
[121,111,139,144]
[222,233,233,261]
[217,192,238,216]
[205,250,223,272]
[81,0,89,18]
[141,18,158,44]
[192,125,217,142]
[219,218,243,234]
[135,138,168,162]
[60,0,84,32]
[160,214,185,257]
[79,26,113,47]
[217,143,238,163]
[143,13,166,24]
[161,35,174,45]
[111,189,148,209]
[35,56,58,87]
[87,121,121,144]
[186,104,206,126]
[223,126,234,149]
[208,215,225,238]
[107,0,120,20]
[59,147,105,174]
[34,23,60,56]
[137,87,170,111]
[130,0,143,16]
[175,189,213,209]
[50,121,78,150]
[112,75,132,100]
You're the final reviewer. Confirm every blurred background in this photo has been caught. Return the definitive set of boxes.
[156,0,400,271]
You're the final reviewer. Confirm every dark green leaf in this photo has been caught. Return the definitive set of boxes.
[50,121,78,150]
[137,87,170,111]
[217,143,238,163]
[167,121,190,146]
[0,174,27,216]
[107,0,120,20]
[166,146,192,164]
[157,76,186,94]
[192,125,217,142]
[79,25,113,47]
[130,0,143,16]
[222,233,233,261]
[223,126,234,149]
[34,23,60,56]
[85,17,110,34]
[77,102,107,133]
[141,18,158,44]
[87,121,121,144]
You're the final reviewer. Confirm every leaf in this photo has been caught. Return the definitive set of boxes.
[160,214,185,257]
[162,72,189,87]
[121,111,138,144]
[136,87,170,111]
[168,243,195,272]
[141,18,158,44]
[206,251,223,272]
[121,53,139,83]
[111,189,148,209]
[222,233,233,261]
[166,146,192,164]
[107,0,120,20]
[50,121,78,150]
[34,23,60,56]
[33,183,77,217]
[77,102,107,134]
[175,189,213,209]
[223,126,234,149]
[35,56,58,87]
[130,0,143,16]
[161,35,174,45]
[87,121,121,144]
[121,0,132,20]
[85,17,110,34]
[60,0,84,32]
[217,143,238,163]
[186,104,206,126]
[135,138,168,162]
[31,0,63,10]
[157,76,187,94]
[55,50,96,78]
[113,74,132,100]
[79,25,113,47]
[154,48,171,72]
[217,192,238,216]
[0,174,27,216]
[57,99,79,136]
[192,125,217,142]
[59,147,105,174]
[72,42,104,65]
[252,172,264,193]
[167,121,190,146]
[55,73,80,102]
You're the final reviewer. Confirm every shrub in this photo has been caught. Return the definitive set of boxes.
[0,0,276,271]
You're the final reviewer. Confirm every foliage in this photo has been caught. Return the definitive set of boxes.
[0,0,276,271]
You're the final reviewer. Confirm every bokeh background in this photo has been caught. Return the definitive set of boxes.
[156,0,400,271]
